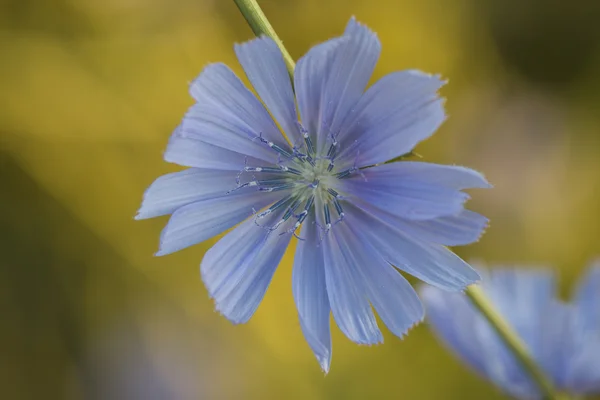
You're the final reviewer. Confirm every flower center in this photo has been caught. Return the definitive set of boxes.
[227,131,360,237]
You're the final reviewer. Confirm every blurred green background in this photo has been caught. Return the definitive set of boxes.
[2,0,600,399]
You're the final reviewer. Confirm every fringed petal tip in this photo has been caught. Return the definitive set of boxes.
[313,346,332,374]
[393,313,426,341]
[214,305,249,326]
[345,16,379,39]
[449,166,493,190]
[475,219,490,243]
[404,69,448,87]
[202,272,252,326]
[460,214,490,245]
[320,360,331,375]
[354,334,384,346]
[350,313,425,345]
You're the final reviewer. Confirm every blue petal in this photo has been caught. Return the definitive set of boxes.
[335,71,446,168]
[420,287,489,374]
[157,191,282,256]
[336,170,470,221]
[564,329,600,394]
[342,215,425,337]
[320,18,381,145]
[292,214,332,372]
[485,269,555,350]
[200,209,294,324]
[349,191,487,246]
[136,169,240,219]
[295,37,348,152]
[535,301,574,390]
[322,210,424,342]
[235,37,301,144]
[355,162,492,190]
[321,216,383,344]
[484,269,559,397]
[575,261,600,331]
[335,162,490,221]
[422,285,540,399]
[164,127,269,170]
[182,63,287,163]
[399,210,489,246]
[345,202,480,291]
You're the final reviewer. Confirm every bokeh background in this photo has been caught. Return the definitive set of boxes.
[2,0,600,398]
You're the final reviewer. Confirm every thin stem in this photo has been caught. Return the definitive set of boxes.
[232,0,296,78]
[465,285,560,400]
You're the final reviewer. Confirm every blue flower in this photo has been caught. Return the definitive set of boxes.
[422,262,600,399]
[137,17,490,372]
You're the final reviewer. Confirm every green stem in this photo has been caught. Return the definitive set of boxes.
[466,285,560,400]
[232,2,564,399]
[233,0,296,79]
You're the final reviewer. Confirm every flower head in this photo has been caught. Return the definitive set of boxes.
[422,262,600,399]
[137,17,490,372]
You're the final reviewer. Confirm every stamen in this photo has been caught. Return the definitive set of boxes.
[259,182,297,192]
[226,179,258,194]
[281,195,315,238]
[324,204,331,231]
[299,124,315,156]
[335,153,366,181]
[255,194,293,219]
[228,178,293,194]
[304,135,315,156]
[294,148,315,166]
[270,143,293,159]
[303,195,315,212]
[332,197,345,223]
[285,167,302,175]
[335,167,357,179]
[244,166,301,175]
[236,157,249,185]
[253,133,295,159]
[326,141,338,159]
[327,160,334,172]
[327,188,341,198]
[271,198,302,232]
[283,199,302,221]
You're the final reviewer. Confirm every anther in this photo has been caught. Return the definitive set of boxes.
[304,135,315,156]
[282,195,315,238]
[326,141,338,159]
[304,195,315,211]
[335,167,356,179]
[332,198,345,224]
[256,195,293,219]
[327,188,341,198]
[231,178,293,194]
[259,183,297,192]
[271,199,302,232]
[270,143,293,159]
[226,180,258,194]
[244,166,301,175]
[283,199,302,221]
[253,133,294,159]
[324,204,331,231]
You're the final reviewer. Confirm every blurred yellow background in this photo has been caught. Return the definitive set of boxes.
[2,0,600,399]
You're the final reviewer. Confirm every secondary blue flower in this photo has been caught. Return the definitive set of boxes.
[422,262,600,399]
[137,17,490,372]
